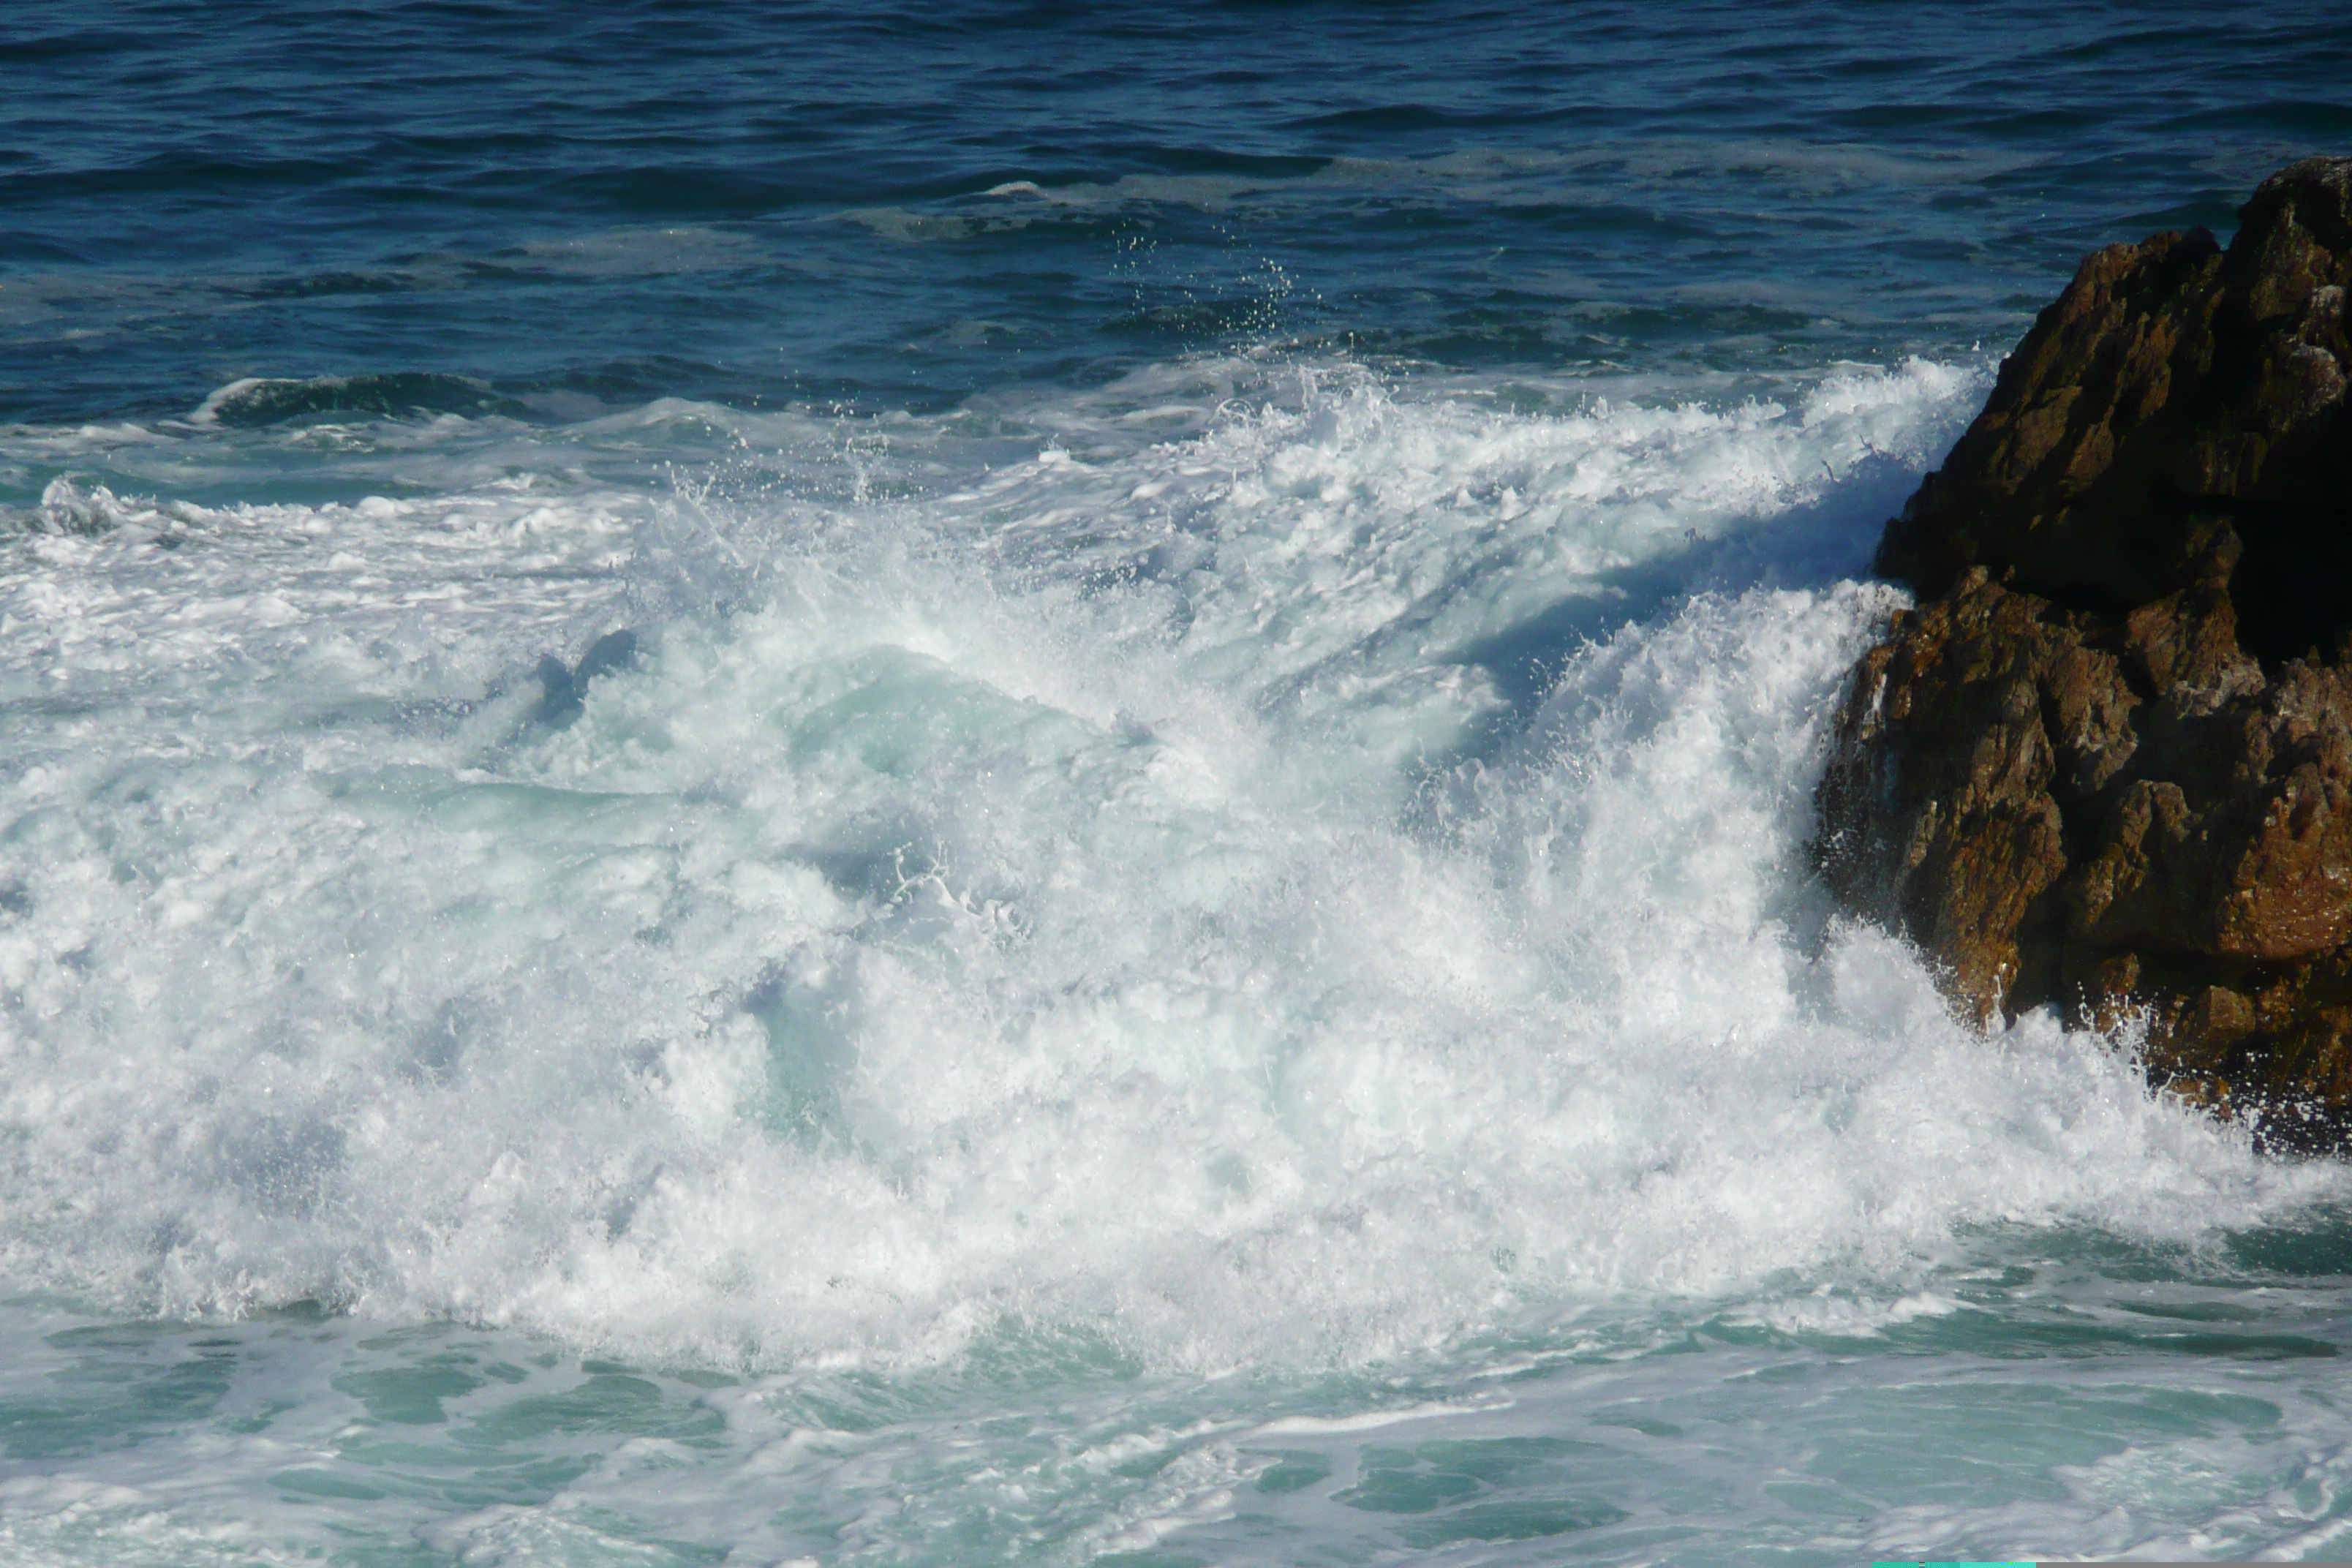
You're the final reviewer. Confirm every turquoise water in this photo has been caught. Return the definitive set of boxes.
[15,1224,2352,1564]
[7,4,2352,1563]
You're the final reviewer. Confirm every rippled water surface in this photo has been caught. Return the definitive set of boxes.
[6,3,2352,1564]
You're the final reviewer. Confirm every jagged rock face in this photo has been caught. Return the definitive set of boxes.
[1819,157,2352,1147]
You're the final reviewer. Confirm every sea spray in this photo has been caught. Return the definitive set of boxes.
[4,361,2334,1387]
[9,5,2351,1558]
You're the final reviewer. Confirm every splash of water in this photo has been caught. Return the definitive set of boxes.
[0,360,2335,1381]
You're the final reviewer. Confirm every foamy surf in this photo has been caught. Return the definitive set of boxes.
[2,358,2331,1365]
[3,356,2348,1566]
[11,6,2351,1559]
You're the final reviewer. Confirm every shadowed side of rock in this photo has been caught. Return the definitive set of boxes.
[1817,157,2352,1148]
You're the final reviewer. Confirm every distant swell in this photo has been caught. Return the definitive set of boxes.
[189,372,519,428]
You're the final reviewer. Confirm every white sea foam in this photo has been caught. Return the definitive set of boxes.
[0,357,2341,1388]
[1253,1398,1510,1436]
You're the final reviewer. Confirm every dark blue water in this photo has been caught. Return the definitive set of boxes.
[7,1,2347,426]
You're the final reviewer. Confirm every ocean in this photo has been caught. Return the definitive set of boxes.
[6,3,2352,1563]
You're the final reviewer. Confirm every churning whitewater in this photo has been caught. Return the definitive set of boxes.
[12,4,2352,1561]
[4,358,2334,1389]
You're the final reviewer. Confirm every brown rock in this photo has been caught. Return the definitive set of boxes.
[1818,157,2352,1150]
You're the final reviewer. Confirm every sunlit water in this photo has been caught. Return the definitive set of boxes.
[7,4,2352,1564]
